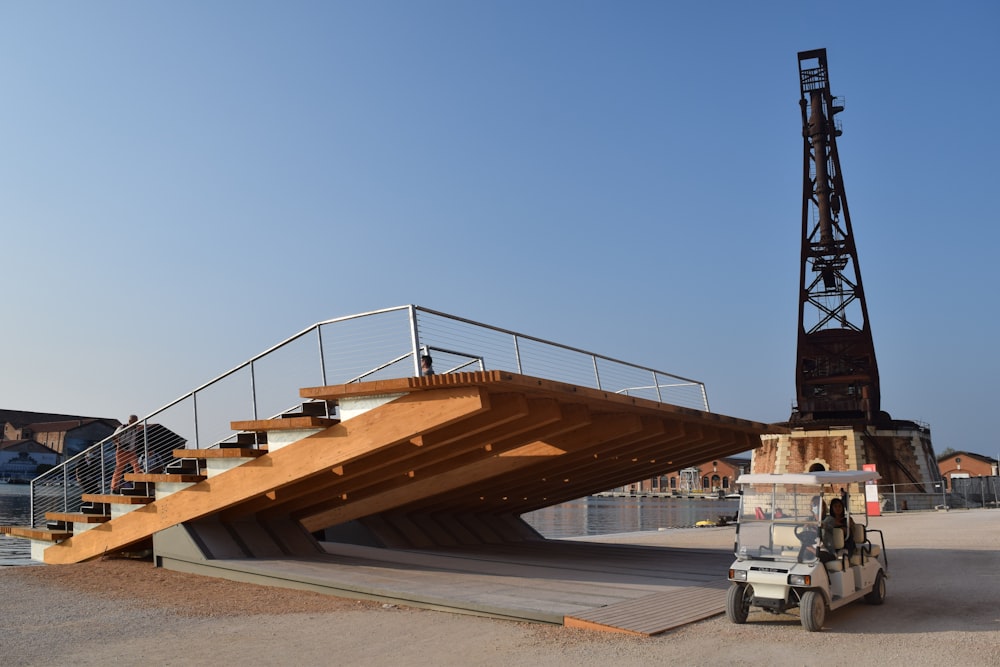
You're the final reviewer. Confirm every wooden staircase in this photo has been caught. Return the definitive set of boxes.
[4,372,779,568]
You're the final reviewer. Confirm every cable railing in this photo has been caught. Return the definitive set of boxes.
[30,305,709,526]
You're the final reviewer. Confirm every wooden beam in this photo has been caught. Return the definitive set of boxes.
[287,401,592,524]
[220,392,538,520]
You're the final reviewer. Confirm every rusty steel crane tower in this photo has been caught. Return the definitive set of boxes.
[791,48,880,425]
[753,49,941,499]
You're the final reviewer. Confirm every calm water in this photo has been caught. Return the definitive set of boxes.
[0,485,736,566]
[0,484,33,566]
[523,495,738,538]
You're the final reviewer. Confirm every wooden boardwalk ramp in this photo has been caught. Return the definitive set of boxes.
[27,371,773,633]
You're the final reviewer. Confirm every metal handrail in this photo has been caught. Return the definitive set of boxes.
[30,305,708,526]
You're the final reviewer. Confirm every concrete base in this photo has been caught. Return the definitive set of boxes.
[262,428,326,452]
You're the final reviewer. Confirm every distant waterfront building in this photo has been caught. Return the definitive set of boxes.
[0,439,59,482]
[0,409,119,463]
[938,451,999,490]
[18,418,118,458]
[606,457,750,496]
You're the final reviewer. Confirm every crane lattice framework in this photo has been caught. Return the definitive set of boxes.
[792,48,880,425]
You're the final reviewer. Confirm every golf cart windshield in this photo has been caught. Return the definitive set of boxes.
[736,483,823,563]
[733,470,880,564]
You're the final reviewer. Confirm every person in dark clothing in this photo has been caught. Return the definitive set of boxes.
[420,355,435,376]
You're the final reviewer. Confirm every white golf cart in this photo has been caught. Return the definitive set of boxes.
[726,470,888,631]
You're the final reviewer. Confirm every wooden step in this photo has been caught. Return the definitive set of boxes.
[81,493,154,504]
[171,448,265,459]
[45,512,110,524]
[3,526,72,542]
[126,473,206,483]
[230,416,337,432]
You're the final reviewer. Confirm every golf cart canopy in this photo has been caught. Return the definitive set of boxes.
[735,470,881,486]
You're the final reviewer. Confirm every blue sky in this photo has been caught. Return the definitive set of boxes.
[2,2,997,457]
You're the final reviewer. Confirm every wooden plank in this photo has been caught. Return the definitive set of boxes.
[80,494,153,504]
[4,526,72,541]
[563,582,728,635]
[45,512,110,524]
[230,416,337,431]
[302,371,783,434]
[126,473,206,483]
[172,448,264,459]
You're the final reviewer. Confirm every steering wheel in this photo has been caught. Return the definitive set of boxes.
[794,525,818,543]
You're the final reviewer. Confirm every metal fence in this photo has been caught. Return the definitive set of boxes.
[875,478,1000,512]
[950,476,1000,508]
[30,305,709,526]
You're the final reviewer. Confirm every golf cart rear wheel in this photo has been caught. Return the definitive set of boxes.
[726,583,752,624]
[800,590,826,632]
[865,570,887,605]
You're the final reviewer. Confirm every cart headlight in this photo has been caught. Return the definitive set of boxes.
[788,574,811,586]
[730,569,747,581]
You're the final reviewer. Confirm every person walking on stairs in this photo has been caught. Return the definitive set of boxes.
[111,414,144,492]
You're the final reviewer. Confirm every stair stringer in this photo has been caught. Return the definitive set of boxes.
[41,386,489,564]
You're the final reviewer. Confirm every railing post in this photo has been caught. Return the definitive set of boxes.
[592,355,602,390]
[62,464,69,515]
[652,371,662,402]
[193,392,201,450]
[317,324,328,386]
[141,417,150,473]
[250,360,258,421]
[892,484,898,513]
[102,442,109,494]
[408,305,421,377]
[513,335,523,374]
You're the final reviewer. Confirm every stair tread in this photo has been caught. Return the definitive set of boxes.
[171,448,265,459]
[230,416,337,431]
[45,512,110,523]
[3,526,72,541]
[125,473,206,483]
[81,493,153,504]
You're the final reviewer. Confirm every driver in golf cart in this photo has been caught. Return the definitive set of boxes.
[726,470,887,632]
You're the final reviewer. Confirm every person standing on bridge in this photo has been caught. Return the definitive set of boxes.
[420,354,435,376]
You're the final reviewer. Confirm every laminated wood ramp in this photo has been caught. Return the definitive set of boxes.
[39,371,777,575]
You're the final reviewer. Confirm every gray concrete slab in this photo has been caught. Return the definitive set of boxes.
[159,538,734,631]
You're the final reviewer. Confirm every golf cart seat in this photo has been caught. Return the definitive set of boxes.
[850,523,881,564]
[771,523,807,557]
[824,527,848,571]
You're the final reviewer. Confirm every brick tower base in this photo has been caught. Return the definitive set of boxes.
[753,420,940,500]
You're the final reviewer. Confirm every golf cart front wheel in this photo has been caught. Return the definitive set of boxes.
[726,583,752,624]
[800,590,826,632]
[865,570,887,605]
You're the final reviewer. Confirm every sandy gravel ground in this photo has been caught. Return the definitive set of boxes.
[2,509,998,666]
